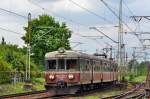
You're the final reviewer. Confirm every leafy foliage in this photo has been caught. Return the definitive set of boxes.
[0,43,38,83]
[0,44,36,71]
[127,60,149,82]
[0,59,12,83]
[22,15,71,65]
[128,60,149,76]
[128,59,139,73]
[137,61,149,76]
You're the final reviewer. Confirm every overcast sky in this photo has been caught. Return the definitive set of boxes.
[0,0,150,60]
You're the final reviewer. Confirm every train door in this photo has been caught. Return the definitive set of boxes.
[86,59,91,83]
[80,59,91,84]
[80,59,86,84]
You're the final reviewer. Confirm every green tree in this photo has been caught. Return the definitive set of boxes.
[137,61,149,76]
[22,15,71,65]
[128,59,139,73]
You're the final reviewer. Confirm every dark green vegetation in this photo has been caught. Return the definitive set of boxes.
[0,14,71,85]
[126,59,149,82]
[0,41,37,84]
[22,15,71,66]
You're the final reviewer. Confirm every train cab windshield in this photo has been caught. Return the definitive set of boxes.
[47,60,56,69]
[46,59,78,71]
[58,59,65,69]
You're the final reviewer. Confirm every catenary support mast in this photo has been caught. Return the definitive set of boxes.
[118,0,125,80]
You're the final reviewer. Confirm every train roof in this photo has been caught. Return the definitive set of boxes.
[45,50,88,59]
[45,49,116,63]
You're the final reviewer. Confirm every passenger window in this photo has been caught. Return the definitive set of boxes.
[66,59,77,70]
[96,62,99,71]
[47,60,56,70]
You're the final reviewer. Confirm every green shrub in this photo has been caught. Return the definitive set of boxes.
[0,59,12,84]
[129,74,134,81]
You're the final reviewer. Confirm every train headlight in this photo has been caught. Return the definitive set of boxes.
[68,74,74,80]
[49,74,55,80]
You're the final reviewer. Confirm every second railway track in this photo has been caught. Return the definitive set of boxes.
[101,83,145,99]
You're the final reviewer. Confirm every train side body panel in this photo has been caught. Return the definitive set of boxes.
[44,49,118,94]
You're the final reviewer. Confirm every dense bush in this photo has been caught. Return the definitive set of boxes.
[0,59,12,84]
[0,44,39,83]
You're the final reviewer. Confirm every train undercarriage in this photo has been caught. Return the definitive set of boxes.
[45,81,117,95]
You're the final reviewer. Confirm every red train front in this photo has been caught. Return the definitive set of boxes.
[44,48,118,94]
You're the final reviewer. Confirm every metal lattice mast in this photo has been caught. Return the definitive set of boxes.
[118,0,124,80]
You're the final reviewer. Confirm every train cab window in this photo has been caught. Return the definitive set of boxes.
[47,60,56,70]
[66,59,77,70]
[58,59,65,69]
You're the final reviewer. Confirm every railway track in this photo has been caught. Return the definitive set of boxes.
[126,93,145,99]
[0,84,139,99]
[101,83,145,99]
[0,82,131,99]
[0,90,54,99]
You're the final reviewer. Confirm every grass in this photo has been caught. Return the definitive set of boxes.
[125,75,146,83]
[0,82,28,96]
[0,78,45,96]
[131,76,146,83]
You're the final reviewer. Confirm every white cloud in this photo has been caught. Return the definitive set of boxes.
[39,0,93,12]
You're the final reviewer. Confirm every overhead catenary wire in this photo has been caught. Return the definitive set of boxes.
[0,26,24,35]
[123,1,150,35]
[98,0,137,26]
[0,8,27,19]
[72,31,104,47]
[122,0,135,17]
[100,0,134,32]
[0,8,27,35]
[95,0,137,35]
[69,0,113,24]
[122,0,137,27]
[72,30,117,54]
[28,0,88,27]
[102,0,147,53]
